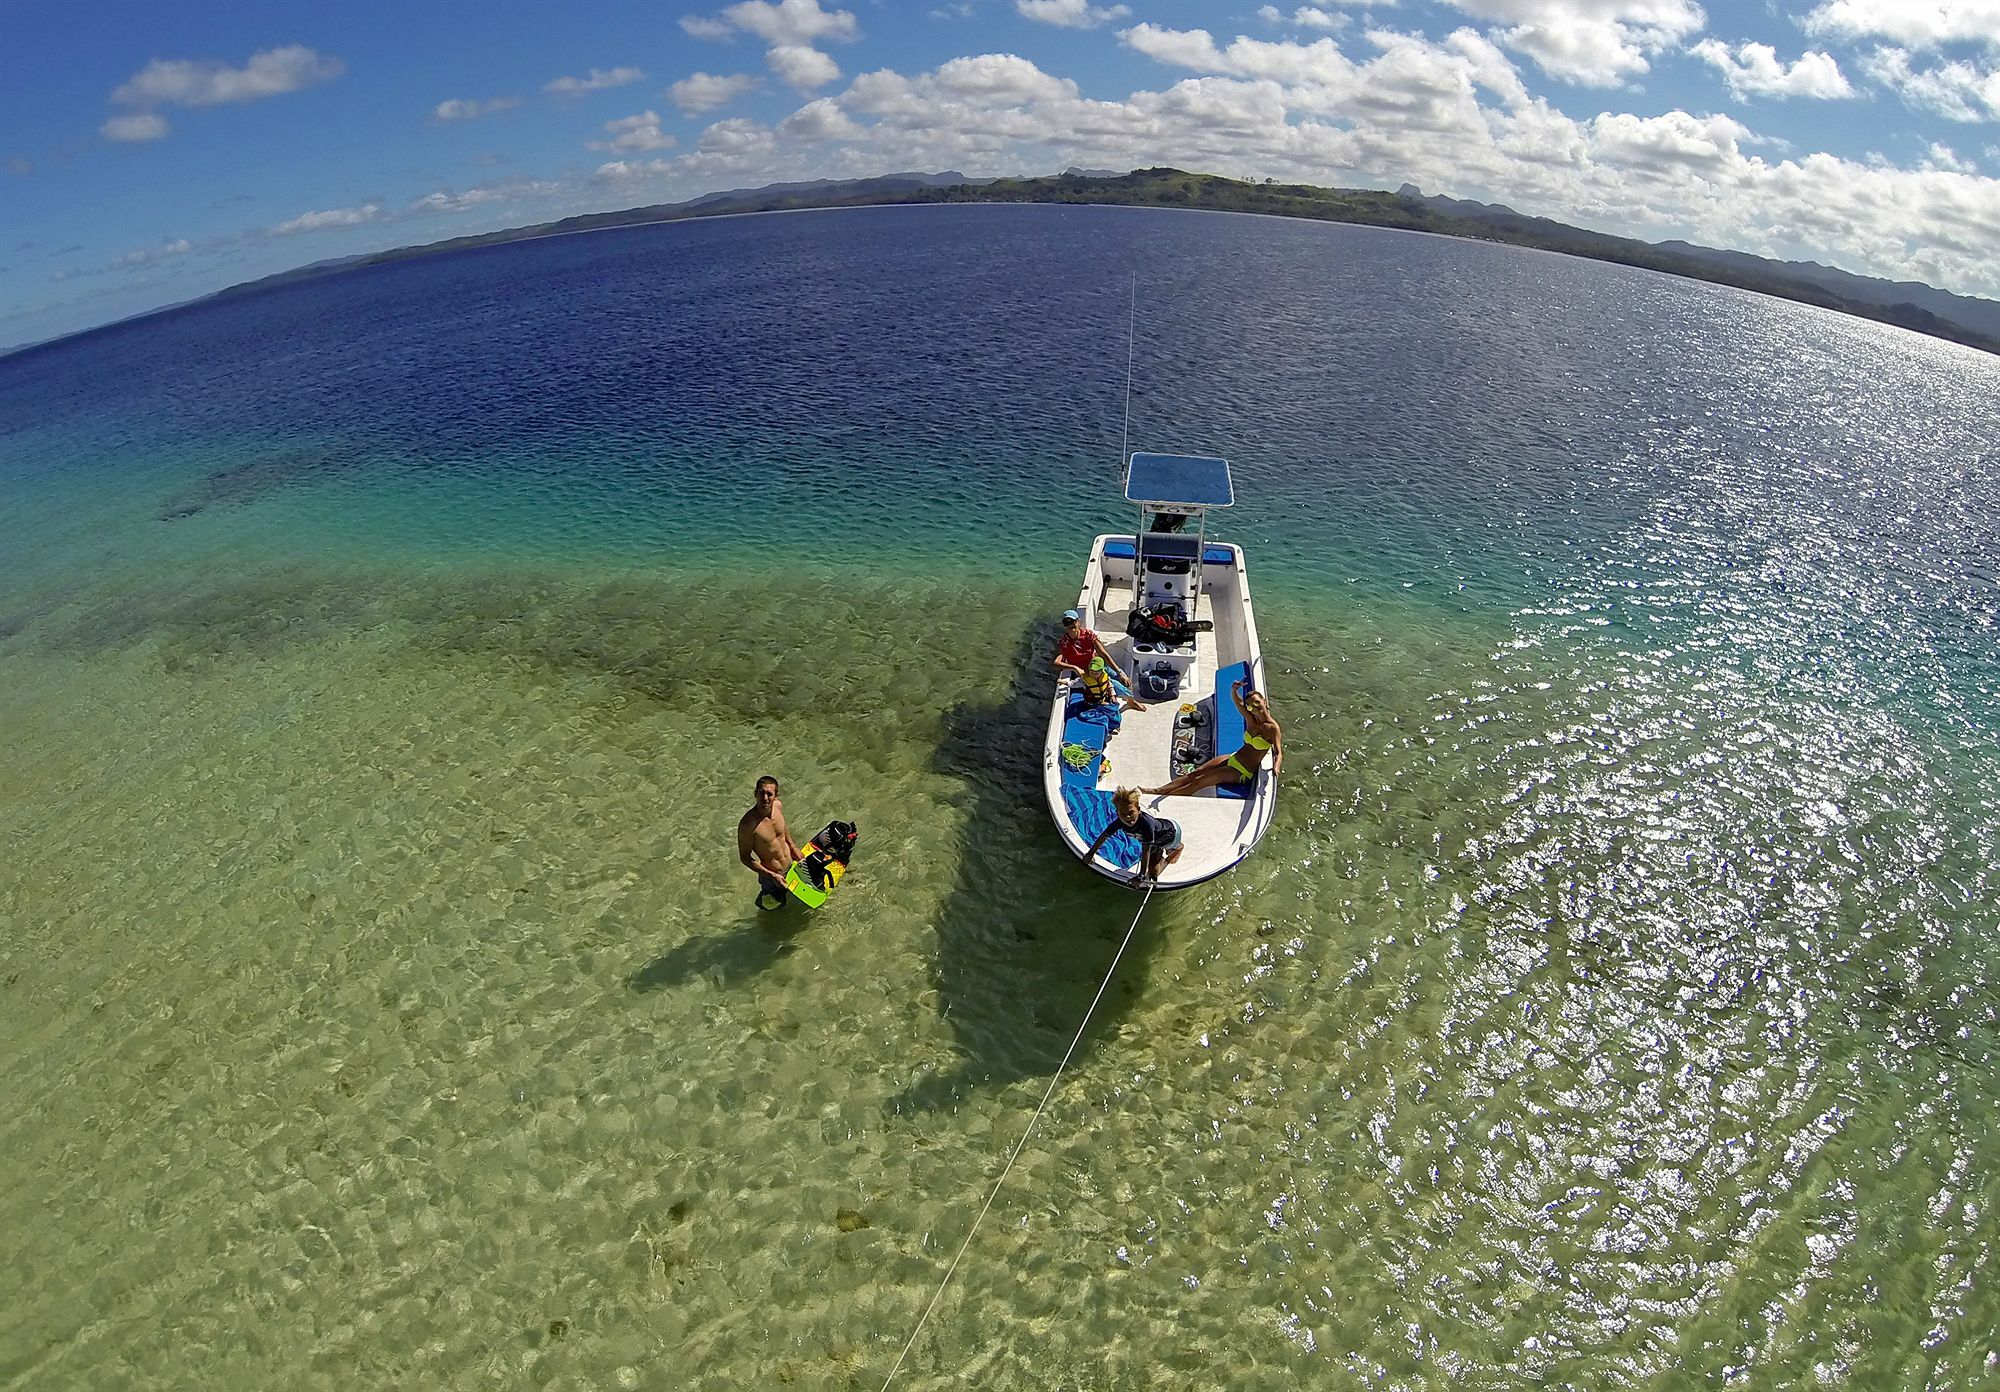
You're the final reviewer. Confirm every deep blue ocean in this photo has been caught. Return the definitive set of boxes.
[4,204,1999,1390]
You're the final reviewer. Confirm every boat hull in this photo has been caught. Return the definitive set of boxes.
[1042,534,1278,890]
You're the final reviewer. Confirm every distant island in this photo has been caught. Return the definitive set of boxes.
[77,167,2000,359]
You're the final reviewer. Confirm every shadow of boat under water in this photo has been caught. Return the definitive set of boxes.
[890,617,1171,1116]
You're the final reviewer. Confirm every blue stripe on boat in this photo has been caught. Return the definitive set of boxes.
[1213,660,1254,800]
[1102,539,1236,566]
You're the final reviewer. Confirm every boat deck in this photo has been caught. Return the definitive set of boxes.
[1086,576,1220,792]
[1043,507,1274,891]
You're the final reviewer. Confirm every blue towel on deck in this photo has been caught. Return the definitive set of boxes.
[1072,701,1121,736]
[1060,787,1140,869]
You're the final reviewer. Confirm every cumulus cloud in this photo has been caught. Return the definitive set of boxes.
[1121,25,1356,85]
[1259,5,1346,29]
[1586,109,1750,180]
[269,203,380,236]
[1921,143,1976,173]
[544,66,644,95]
[591,111,679,152]
[1803,0,2000,52]
[1690,41,1854,100]
[746,31,2000,299]
[932,53,1081,104]
[1442,0,1705,87]
[1015,0,1131,29]
[1862,48,2000,122]
[778,97,863,140]
[685,0,858,46]
[111,46,344,111]
[672,71,760,113]
[769,44,842,90]
[685,0,855,100]
[102,113,170,142]
[432,97,520,121]
[698,116,780,155]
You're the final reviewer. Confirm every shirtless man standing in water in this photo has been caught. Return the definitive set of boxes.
[738,775,801,906]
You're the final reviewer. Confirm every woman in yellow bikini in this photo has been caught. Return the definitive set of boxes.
[1144,678,1282,797]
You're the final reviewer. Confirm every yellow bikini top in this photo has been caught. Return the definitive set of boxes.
[1241,731,1272,752]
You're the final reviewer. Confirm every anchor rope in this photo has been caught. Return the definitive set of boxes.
[879,880,1158,1390]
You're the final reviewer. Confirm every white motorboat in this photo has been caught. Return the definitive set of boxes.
[1042,452,1277,890]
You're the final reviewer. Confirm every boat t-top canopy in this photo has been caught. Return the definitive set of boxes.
[1125,453,1233,512]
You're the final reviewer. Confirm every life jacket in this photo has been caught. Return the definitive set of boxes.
[1081,656,1114,703]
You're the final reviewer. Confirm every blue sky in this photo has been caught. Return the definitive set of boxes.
[5,0,1999,351]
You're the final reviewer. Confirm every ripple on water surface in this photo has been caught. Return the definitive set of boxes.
[2,206,1999,1389]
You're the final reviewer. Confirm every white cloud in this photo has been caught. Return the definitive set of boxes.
[1015,0,1132,29]
[269,203,380,236]
[769,44,842,90]
[410,179,564,214]
[544,67,645,96]
[671,71,760,113]
[699,116,779,155]
[432,97,520,121]
[932,53,1081,104]
[1922,143,1975,173]
[1586,109,1750,180]
[1442,0,1705,87]
[680,16,736,40]
[111,45,344,110]
[688,0,858,46]
[779,97,864,140]
[1804,0,2000,52]
[724,31,2000,299]
[1262,5,1362,29]
[1121,25,1357,86]
[111,238,193,268]
[414,189,501,212]
[1690,41,1854,100]
[1862,48,2000,122]
[101,113,169,142]
[594,158,677,179]
[591,111,680,152]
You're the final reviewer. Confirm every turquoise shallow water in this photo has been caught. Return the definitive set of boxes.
[3,205,2000,1389]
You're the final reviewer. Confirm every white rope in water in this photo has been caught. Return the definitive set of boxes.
[879,881,1158,1390]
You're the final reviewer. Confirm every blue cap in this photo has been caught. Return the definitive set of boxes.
[1062,609,1080,621]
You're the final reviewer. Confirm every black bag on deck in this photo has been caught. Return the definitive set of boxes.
[1127,604,1194,647]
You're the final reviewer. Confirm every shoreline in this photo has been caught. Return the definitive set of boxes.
[10,168,1997,365]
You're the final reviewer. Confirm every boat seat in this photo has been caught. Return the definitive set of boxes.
[1060,787,1141,869]
[1062,714,1108,751]
[1104,538,1237,567]
[1059,712,1110,787]
[1212,661,1254,800]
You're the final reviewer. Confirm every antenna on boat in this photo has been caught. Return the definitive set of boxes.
[1118,273,1135,476]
